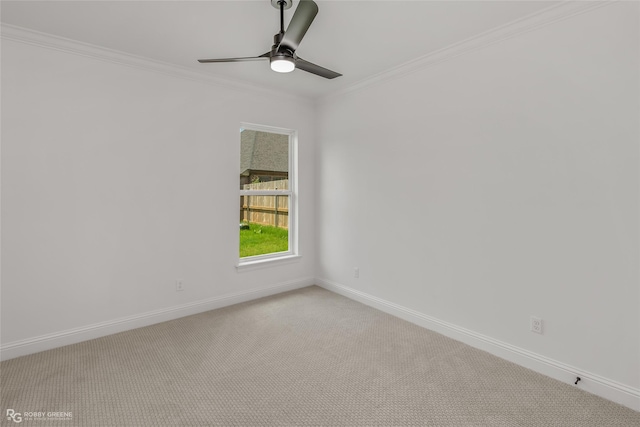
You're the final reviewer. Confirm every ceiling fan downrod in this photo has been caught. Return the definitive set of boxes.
[272,0,292,46]
[279,0,285,34]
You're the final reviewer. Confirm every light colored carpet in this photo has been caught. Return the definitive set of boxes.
[1,285,638,426]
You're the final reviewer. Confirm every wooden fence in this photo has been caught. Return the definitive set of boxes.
[240,180,289,229]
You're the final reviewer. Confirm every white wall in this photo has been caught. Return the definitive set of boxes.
[1,36,316,351]
[316,0,639,399]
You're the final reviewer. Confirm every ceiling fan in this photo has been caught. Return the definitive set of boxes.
[198,0,341,79]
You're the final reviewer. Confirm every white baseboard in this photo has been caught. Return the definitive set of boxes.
[316,278,640,412]
[0,277,314,361]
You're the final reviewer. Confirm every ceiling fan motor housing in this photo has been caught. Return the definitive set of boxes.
[270,49,295,73]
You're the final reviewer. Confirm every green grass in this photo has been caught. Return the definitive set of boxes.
[240,223,288,258]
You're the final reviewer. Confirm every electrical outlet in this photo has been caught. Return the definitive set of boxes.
[176,279,184,292]
[530,316,543,334]
[354,267,359,278]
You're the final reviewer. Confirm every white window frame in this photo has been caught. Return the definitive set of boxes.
[237,123,299,270]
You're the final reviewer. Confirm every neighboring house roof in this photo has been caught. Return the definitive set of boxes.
[240,129,288,176]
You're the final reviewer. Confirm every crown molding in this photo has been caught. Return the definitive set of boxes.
[0,23,312,106]
[319,0,615,104]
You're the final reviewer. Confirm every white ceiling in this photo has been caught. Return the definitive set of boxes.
[1,0,557,99]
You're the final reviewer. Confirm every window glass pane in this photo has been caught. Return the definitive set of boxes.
[240,129,289,189]
[239,127,291,260]
[240,196,289,258]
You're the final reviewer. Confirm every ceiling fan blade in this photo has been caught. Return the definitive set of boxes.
[278,0,318,53]
[198,52,270,63]
[296,57,342,79]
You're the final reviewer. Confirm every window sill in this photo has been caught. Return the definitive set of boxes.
[236,254,301,272]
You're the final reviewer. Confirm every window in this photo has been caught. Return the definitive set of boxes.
[238,123,297,267]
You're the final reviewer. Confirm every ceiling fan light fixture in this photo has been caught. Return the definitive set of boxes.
[270,56,295,73]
